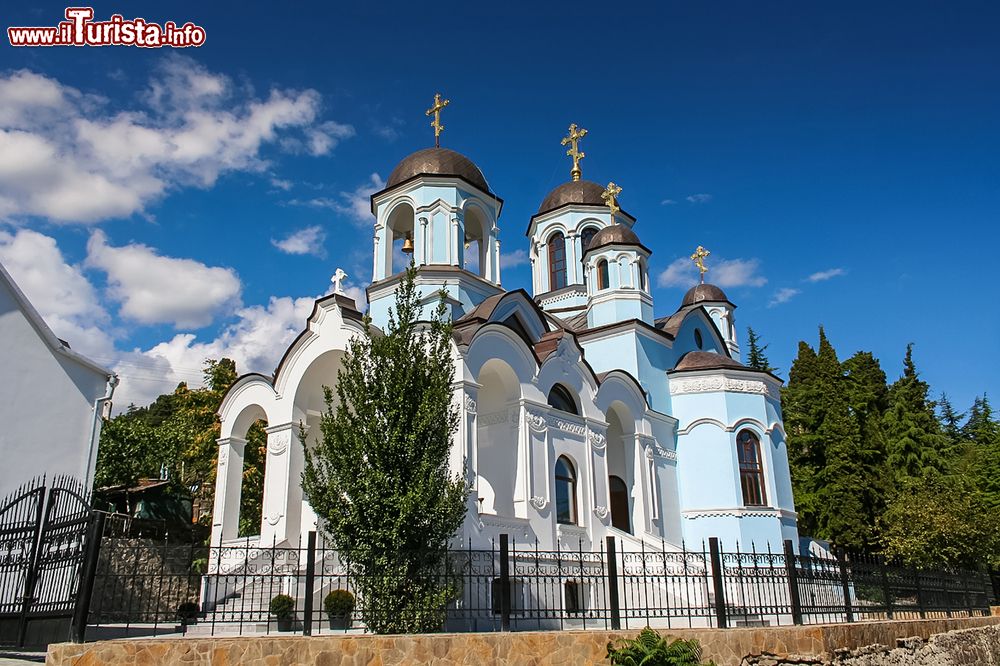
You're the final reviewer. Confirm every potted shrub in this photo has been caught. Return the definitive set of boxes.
[269,594,296,632]
[176,601,199,627]
[323,589,355,630]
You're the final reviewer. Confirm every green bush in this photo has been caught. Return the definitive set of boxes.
[176,601,199,621]
[324,589,356,617]
[268,594,295,620]
[607,627,715,666]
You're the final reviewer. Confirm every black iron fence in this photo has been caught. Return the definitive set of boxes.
[76,526,996,641]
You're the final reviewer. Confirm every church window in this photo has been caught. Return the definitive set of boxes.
[638,260,646,291]
[548,232,567,290]
[547,384,578,415]
[580,227,598,254]
[694,329,704,349]
[596,259,610,290]
[609,475,631,533]
[737,430,767,506]
[555,456,578,525]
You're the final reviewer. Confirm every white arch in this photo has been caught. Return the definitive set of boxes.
[219,375,278,439]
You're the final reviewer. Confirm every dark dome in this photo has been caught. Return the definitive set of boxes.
[386,147,489,192]
[674,351,744,372]
[681,283,730,307]
[584,223,643,254]
[537,180,606,215]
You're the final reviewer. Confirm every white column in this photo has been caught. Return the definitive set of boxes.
[211,436,245,545]
[419,217,430,265]
[450,215,461,266]
[494,235,502,285]
[372,227,382,282]
[565,232,579,284]
[259,423,304,546]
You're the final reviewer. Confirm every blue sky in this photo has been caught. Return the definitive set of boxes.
[1,1,997,411]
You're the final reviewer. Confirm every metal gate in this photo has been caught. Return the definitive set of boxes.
[0,475,92,647]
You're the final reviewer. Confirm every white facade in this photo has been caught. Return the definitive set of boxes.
[0,262,115,501]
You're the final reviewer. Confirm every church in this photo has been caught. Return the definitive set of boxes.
[210,99,798,558]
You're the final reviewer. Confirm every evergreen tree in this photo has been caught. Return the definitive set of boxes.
[937,393,965,450]
[302,265,468,634]
[782,338,824,537]
[965,394,1000,517]
[745,326,775,372]
[882,345,948,483]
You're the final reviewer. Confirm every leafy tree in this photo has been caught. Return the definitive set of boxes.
[879,474,1000,569]
[882,345,947,483]
[238,420,268,538]
[745,326,775,372]
[301,265,468,634]
[94,416,158,490]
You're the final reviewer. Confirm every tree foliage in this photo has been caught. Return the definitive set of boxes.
[301,265,468,634]
[745,327,775,373]
[607,628,715,666]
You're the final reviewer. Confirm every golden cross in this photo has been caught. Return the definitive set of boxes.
[601,182,622,219]
[561,123,588,182]
[425,93,450,147]
[690,245,710,283]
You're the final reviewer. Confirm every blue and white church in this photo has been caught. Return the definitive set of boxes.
[211,118,799,557]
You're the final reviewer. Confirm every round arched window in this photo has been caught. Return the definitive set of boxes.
[555,456,577,525]
[547,384,579,415]
[694,329,704,349]
[580,227,598,254]
[737,430,767,506]
[548,232,567,291]
[596,259,610,290]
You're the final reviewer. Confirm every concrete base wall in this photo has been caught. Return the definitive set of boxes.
[46,617,1000,666]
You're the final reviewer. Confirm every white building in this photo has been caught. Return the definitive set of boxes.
[0,261,116,501]
[211,142,799,557]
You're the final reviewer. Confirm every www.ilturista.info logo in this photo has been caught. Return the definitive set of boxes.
[8,7,206,48]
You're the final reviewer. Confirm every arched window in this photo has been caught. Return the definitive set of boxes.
[548,232,567,291]
[737,430,767,506]
[547,384,578,415]
[596,259,610,290]
[638,259,646,291]
[555,456,577,525]
[580,227,598,254]
[694,329,704,350]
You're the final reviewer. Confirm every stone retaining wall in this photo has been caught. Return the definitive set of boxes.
[46,616,1000,666]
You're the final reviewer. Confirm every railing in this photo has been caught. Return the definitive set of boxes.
[75,530,996,641]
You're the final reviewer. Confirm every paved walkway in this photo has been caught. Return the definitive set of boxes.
[0,652,45,665]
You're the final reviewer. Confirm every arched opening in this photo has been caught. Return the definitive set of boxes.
[547,383,578,415]
[605,403,635,534]
[384,202,415,277]
[239,419,268,537]
[464,207,488,276]
[476,359,522,516]
[555,456,577,525]
[737,430,767,506]
[638,259,646,291]
[596,259,610,291]
[548,232,567,291]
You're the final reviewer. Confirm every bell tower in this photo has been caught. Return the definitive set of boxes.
[366,95,503,328]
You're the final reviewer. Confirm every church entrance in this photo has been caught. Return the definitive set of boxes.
[609,475,630,533]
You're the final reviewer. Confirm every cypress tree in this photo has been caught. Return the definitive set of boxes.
[882,344,948,483]
[301,265,468,634]
[745,326,775,372]
[782,339,824,536]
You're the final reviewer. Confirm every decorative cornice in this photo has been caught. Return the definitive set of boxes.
[479,410,508,427]
[464,394,477,414]
[588,430,607,450]
[267,431,290,456]
[525,411,548,432]
[669,375,778,399]
[593,505,609,520]
[552,418,586,436]
[529,496,547,510]
[681,507,798,520]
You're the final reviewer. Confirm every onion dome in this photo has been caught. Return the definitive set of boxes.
[537,180,606,216]
[386,147,490,193]
[583,223,648,256]
[681,283,730,307]
[673,351,744,372]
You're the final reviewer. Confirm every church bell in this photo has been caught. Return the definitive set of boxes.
[401,233,414,254]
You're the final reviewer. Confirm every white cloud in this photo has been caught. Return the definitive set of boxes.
[0,228,115,359]
[658,256,767,289]
[86,230,241,329]
[271,225,326,257]
[660,199,677,205]
[0,57,353,224]
[686,194,712,204]
[290,173,384,226]
[269,177,293,191]
[807,267,847,282]
[501,248,530,268]
[769,287,801,307]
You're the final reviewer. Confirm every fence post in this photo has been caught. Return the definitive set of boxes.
[302,531,317,636]
[879,555,894,619]
[783,540,803,625]
[499,534,511,632]
[708,538,727,629]
[606,536,621,630]
[913,565,925,619]
[836,549,854,623]
[71,511,105,644]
